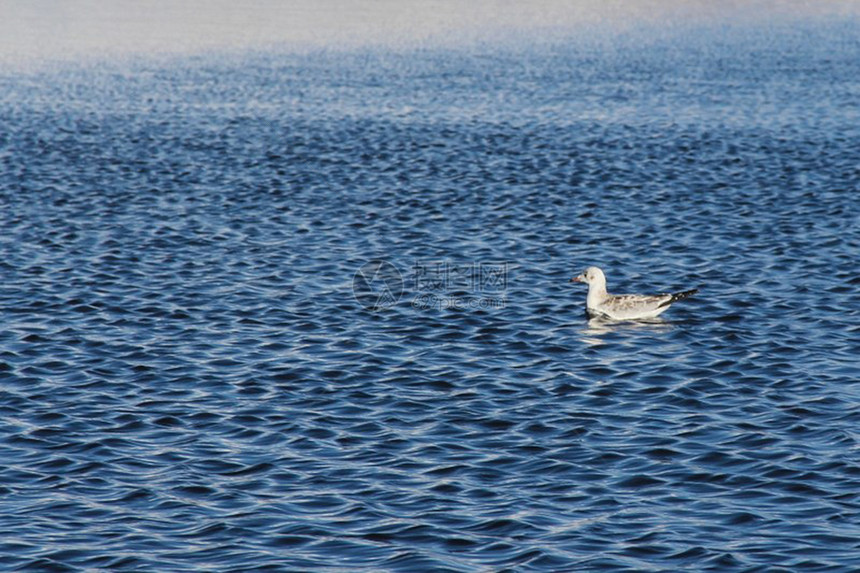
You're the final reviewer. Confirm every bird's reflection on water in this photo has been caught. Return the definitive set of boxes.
[578,316,674,346]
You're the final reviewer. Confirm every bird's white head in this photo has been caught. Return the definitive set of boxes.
[570,266,605,287]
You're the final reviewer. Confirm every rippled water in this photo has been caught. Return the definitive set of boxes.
[2,15,860,572]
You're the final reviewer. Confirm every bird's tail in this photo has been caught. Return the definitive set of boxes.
[658,288,698,308]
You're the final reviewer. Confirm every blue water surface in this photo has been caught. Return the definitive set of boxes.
[1,16,859,572]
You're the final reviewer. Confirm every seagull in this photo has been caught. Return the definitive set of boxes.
[570,266,697,320]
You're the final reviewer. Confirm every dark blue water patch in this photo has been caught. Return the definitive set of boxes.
[1,21,860,572]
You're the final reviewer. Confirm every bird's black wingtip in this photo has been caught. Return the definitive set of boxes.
[673,288,699,302]
[658,288,699,308]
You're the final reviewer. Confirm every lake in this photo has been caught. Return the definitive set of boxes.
[1,3,859,570]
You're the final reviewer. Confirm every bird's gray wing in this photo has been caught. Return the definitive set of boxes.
[604,294,672,313]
